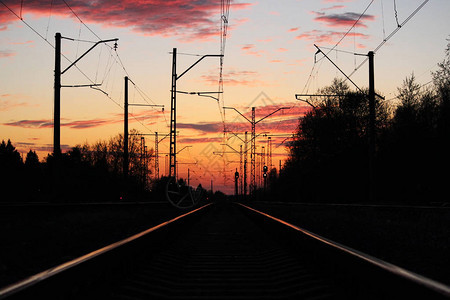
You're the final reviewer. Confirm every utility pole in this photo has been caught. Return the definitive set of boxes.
[123,76,164,181]
[261,146,265,187]
[155,132,159,179]
[368,51,376,202]
[234,168,239,197]
[170,48,177,179]
[244,131,248,196]
[132,132,169,180]
[144,145,148,186]
[52,32,117,199]
[240,145,243,196]
[54,33,118,158]
[251,107,256,194]
[139,137,149,187]
[54,33,61,159]
[169,48,223,179]
[124,76,129,181]
[219,143,244,196]
[307,44,379,202]
[224,106,289,195]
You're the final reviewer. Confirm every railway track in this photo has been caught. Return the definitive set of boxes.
[1,200,449,299]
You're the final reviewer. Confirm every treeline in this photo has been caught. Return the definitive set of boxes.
[269,42,450,205]
[0,129,153,203]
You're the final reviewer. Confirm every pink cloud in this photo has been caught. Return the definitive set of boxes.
[241,44,255,51]
[0,0,252,42]
[314,12,375,28]
[201,69,268,87]
[321,5,346,11]
[9,40,34,45]
[3,119,54,128]
[177,122,223,133]
[241,44,265,57]
[296,30,369,45]
[322,0,353,2]
[288,27,299,32]
[0,50,16,58]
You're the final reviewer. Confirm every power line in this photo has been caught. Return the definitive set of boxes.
[0,0,129,114]
[383,79,433,102]
[217,0,231,128]
[61,0,101,41]
[61,0,167,131]
[317,0,375,62]
[301,0,374,94]
[347,0,430,79]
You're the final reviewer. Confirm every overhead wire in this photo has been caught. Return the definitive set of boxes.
[299,0,375,95]
[61,0,168,133]
[217,0,231,129]
[44,0,53,40]
[1,0,169,134]
[0,0,117,106]
[347,0,430,79]
[316,0,375,63]
[393,0,401,28]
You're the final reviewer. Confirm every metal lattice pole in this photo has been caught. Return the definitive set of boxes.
[240,145,243,196]
[244,131,248,196]
[250,107,256,194]
[155,132,159,179]
[169,48,177,178]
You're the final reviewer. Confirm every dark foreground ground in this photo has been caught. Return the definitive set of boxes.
[1,200,449,290]
[0,201,186,288]
[246,201,450,287]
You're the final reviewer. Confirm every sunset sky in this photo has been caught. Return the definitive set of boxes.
[1,0,449,193]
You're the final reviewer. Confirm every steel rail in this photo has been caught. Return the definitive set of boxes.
[0,203,212,299]
[238,203,450,298]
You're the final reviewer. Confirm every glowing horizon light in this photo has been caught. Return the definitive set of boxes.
[1,0,448,193]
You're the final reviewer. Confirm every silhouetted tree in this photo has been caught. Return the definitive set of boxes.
[432,37,450,137]
[25,150,39,168]
[23,150,42,199]
[0,139,23,168]
[275,41,450,205]
[277,78,389,203]
[58,130,155,202]
[376,41,450,204]
[0,140,23,202]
